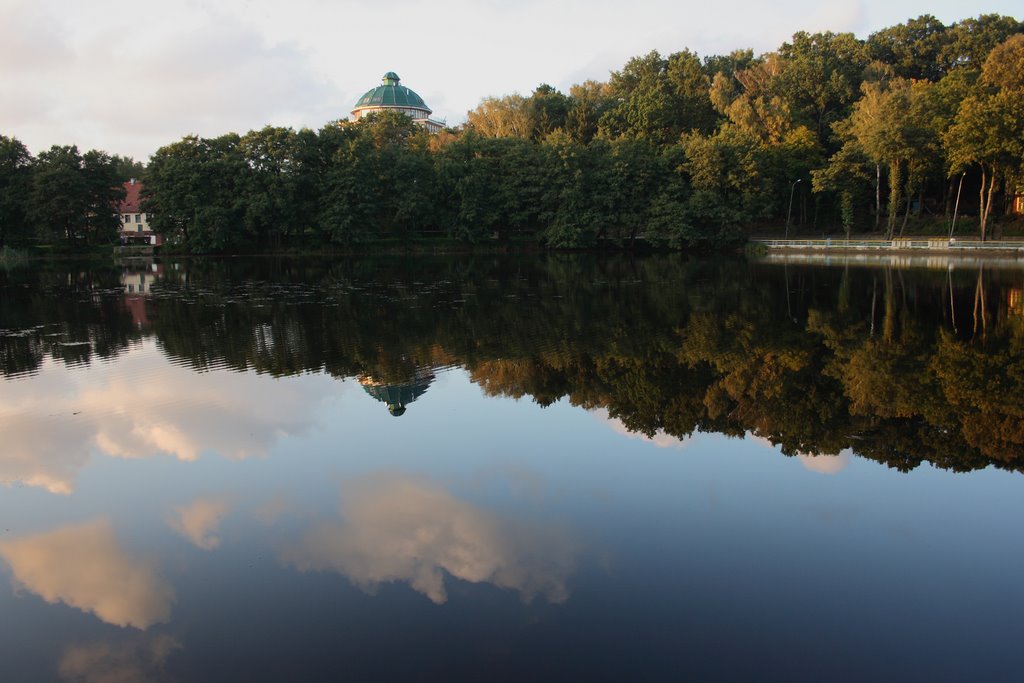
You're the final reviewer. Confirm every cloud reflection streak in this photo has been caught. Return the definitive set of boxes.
[58,634,181,683]
[0,342,335,494]
[284,473,578,605]
[168,498,229,550]
[0,519,173,629]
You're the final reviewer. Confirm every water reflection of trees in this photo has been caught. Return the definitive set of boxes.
[0,265,139,378]
[5,256,1023,472]
[149,256,1024,472]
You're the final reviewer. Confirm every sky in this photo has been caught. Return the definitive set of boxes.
[1,0,1019,160]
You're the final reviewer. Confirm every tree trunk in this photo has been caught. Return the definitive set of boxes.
[875,163,881,230]
[899,188,912,237]
[978,167,988,241]
[887,159,901,239]
[980,165,998,242]
[978,169,995,242]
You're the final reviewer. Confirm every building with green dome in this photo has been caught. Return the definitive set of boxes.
[351,72,445,133]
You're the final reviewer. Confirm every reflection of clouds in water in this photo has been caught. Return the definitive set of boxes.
[0,414,92,494]
[253,495,295,525]
[0,341,335,493]
[168,498,229,550]
[747,435,852,475]
[798,451,852,475]
[58,634,181,683]
[593,408,691,449]
[79,348,330,462]
[284,473,578,605]
[0,519,173,629]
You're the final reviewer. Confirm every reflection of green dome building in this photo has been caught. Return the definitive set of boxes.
[359,368,435,416]
[350,72,445,133]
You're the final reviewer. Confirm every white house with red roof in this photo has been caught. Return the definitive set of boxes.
[117,179,162,245]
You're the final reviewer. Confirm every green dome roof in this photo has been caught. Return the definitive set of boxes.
[353,72,431,113]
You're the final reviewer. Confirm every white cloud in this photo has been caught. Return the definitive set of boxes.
[0,519,174,629]
[1,0,338,159]
[284,473,578,604]
[168,498,229,550]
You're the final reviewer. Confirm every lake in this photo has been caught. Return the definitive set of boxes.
[1,254,1022,681]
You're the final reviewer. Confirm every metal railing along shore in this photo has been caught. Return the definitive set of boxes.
[754,238,1024,252]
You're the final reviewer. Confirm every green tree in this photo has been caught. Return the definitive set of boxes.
[0,135,33,247]
[939,14,1024,73]
[944,90,1024,239]
[29,145,87,244]
[110,154,146,182]
[776,31,868,143]
[980,33,1024,91]
[847,80,934,236]
[867,15,950,81]
[598,49,717,144]
[527,84,570,140]
[599,51,677,143]
[145,134,247,251]
[316,124,379,244]
[542,135,615,247]
[466,94,532,138]
[564,80,613,143]
[80,150,125,245]
[703,49,755,80]
[677,128,765,236]
[812,141,873,236]
[709,54,796,144]
[239,126,302,249]
[665,50,719,134]
[28,145,123,247]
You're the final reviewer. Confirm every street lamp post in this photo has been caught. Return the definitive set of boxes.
[785,178,802,239]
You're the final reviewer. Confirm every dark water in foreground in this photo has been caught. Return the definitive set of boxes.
[1,254,1023,681]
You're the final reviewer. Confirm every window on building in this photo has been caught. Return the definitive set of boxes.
[135,214,141,223]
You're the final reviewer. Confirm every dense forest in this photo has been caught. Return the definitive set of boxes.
[2,255,1023,472]
[0,13,1022,252]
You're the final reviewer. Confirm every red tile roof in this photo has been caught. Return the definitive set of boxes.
[118,180,143,213]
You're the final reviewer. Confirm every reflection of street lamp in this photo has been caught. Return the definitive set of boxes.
[949,171,967,239]
[785,179,802,239]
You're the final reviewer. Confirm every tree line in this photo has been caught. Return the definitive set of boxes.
[141,13,1024,251]
[0,13,1022,252]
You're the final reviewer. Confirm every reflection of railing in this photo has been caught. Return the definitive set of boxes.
[755,238,1024,252]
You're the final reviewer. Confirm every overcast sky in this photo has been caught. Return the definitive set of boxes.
[1,0,1018,160]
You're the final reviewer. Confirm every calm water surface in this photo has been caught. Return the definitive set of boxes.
[1,254,1023,681]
